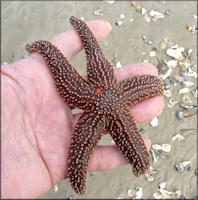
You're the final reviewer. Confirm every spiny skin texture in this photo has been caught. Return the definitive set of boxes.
[26,16,164,195]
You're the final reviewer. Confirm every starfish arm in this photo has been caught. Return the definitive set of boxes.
[70,16,116,88]
[68,111,106,195]
[118,75,164,107]
[26,40,92,110]
[109,109,150,176]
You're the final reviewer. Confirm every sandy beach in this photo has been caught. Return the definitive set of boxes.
[1,1,197,199]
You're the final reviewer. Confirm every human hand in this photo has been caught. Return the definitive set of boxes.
[1,19,163,198]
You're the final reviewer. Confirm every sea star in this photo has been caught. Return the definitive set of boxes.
[26,16,164,195]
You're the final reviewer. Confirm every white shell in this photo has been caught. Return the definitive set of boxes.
[127,187,143,199]
[141,7,147,15]
[150,10,164,21]
[93,7,103,16]
[159,181,166,190]
[166,48,184,60]
[120,14,125,19]
[145,173,154,182]
[116,61,122,68]
[159,189,182,198]
[150,117,158,127]
[149,51,156,57]
[164,89,172,97]
[165,60,178,68]
[179,87,190,94]
[54,184,59,191]
[182,95,192,104]
[183,81,194,87]
[167,98,178,107]
[188,67,197,78]
[191,89,198,98]
[172,133,184,142]
[152,144,171,152]
[104,0,115,4]
[162,144,171,152]
[159,66,172,80]
[116,21,123,26]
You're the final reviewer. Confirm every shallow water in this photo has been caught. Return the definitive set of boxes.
[2,1,197,199]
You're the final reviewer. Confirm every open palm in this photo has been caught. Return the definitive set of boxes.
[1,19,163,198]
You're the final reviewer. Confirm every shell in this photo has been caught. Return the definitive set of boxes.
[167,98,178,108]
[172,133,184,142]
[54,184,59,192]
[145,173,154,182]
[150,117,158,127]
[159,66,172,80]
[188,67,197,78]
[152,144,171,152]
[176,161,192,173]
[180,128,195,136]
[115,61,122,68]
[166,48,184,60]
[159,181,166,190]
[179,87,190,94]
[191,89,198,98]
[176,111,185,125]
[93,7,103,16]
[165,59,178,68]
[150,10,164,21]
[182,95,192,104]
[127,187,143,199]
[151,149,159,163]
[164,89,172,97]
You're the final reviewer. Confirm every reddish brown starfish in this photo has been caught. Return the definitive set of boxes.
[26,16,164,195]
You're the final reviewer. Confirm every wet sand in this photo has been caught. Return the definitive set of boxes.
[1,1,197,199]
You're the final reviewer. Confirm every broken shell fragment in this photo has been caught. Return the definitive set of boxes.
[176,111,185,125]
[149,50,156,57]
[160,189,182,198]
[165,9,172,15]
[151,149,158,163]
[152,144,171,152]
[131,1,143,10]
[54,184,59,192]
[150,10,164,21]
[176,161,192,173]
[172,133,184,142]
[164,89,172,97]
[115,61,122,68]
[159,181,166,190]
[188,67,197,78]
[191,89,198,98]
[127,186,143,199]
[180,128,195,136]
[179,103,197,111]
[93,7,103,16]
[120,14,125,19]
[115,21,123,26]
[164,59,178,68]
[145,173,154,182]
[166,48,184,60]
[142,35,152,45]
[150,117,158,127]
[167,98,178,108]
[179,87,190,94]
[182,95,192,104]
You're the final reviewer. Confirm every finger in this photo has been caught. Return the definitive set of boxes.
[73,63,164,123]
[117,62,164,122]
[50,19,111,60]
[87,138,151,172]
